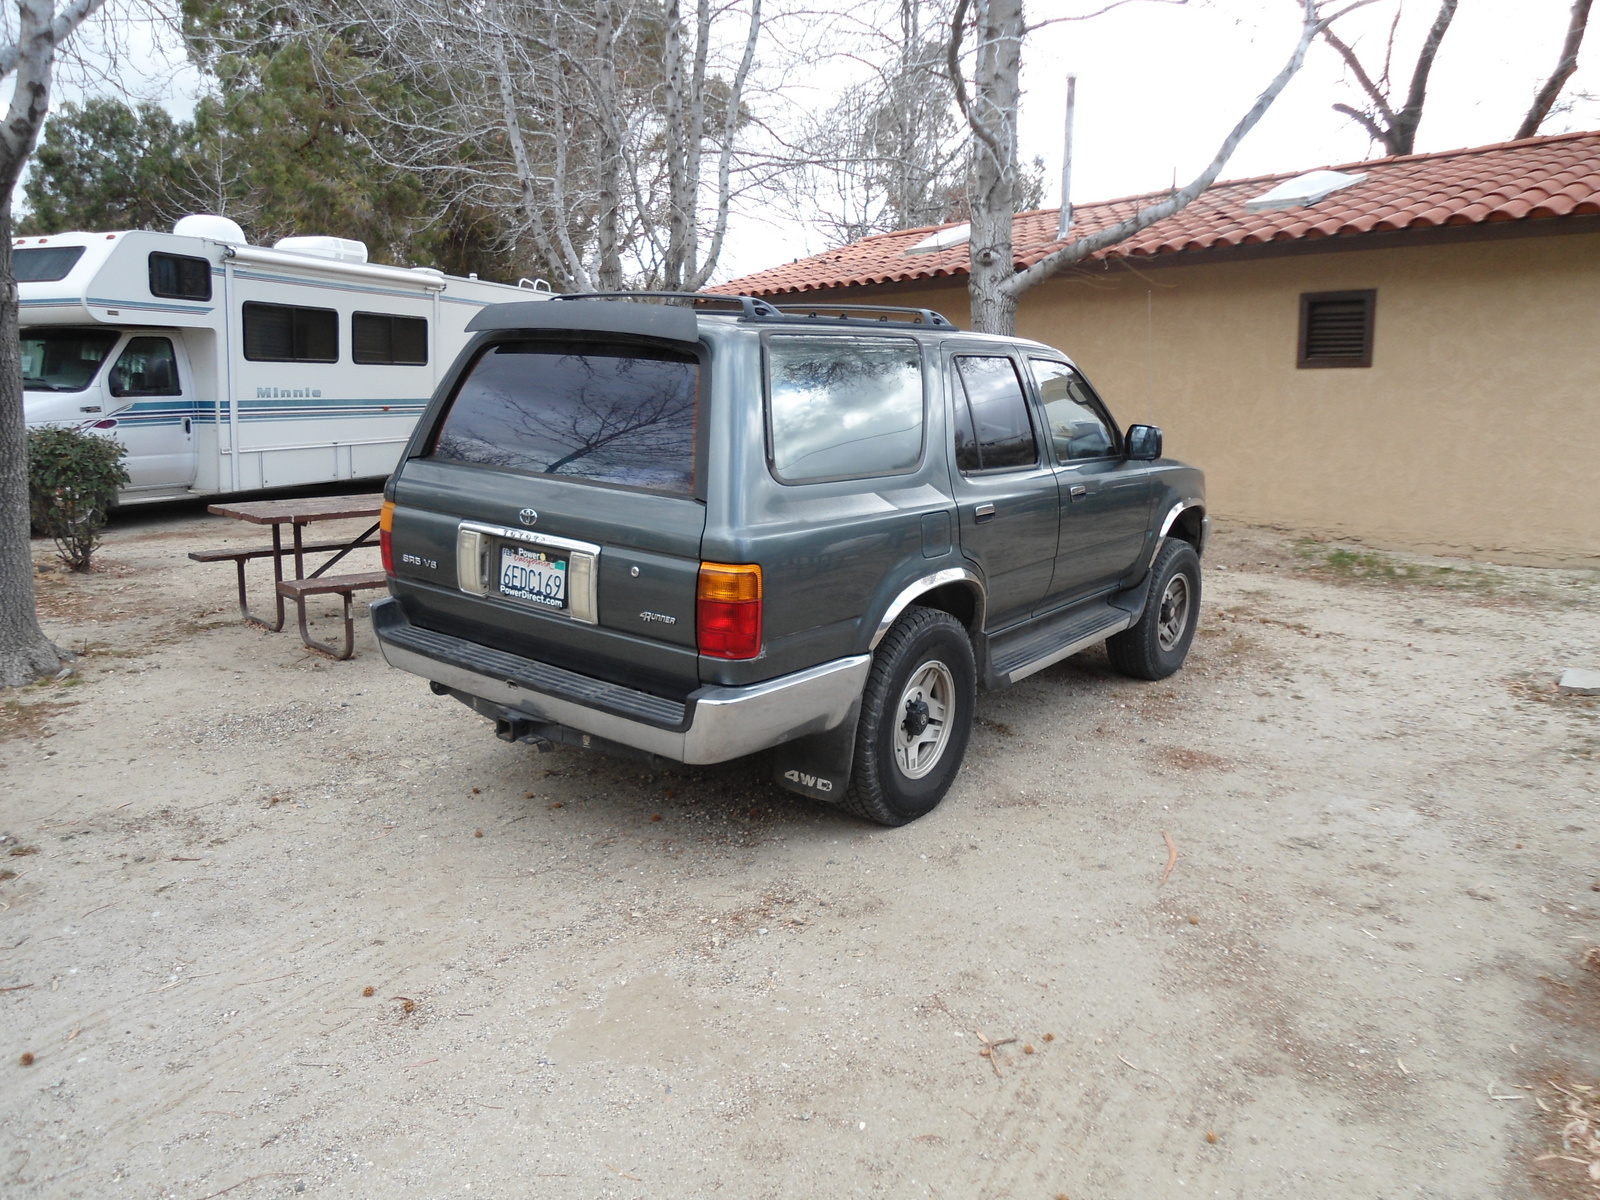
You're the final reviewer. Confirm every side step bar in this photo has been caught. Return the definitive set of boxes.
[986,600,1133,686]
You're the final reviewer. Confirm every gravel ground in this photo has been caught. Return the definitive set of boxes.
[2,508,1598,1200]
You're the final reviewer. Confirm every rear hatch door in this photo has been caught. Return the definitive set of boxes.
[389,334,706,701]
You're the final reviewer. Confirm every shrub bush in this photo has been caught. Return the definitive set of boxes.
[27,426,128,572]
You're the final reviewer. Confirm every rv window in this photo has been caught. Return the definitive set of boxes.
[14,246,86,282]
[431,340,699,496]
[20,327,119,392]
[109,337,181,398]
[352,312,428,365]
[148,253,212,301]
[243,302,338,363]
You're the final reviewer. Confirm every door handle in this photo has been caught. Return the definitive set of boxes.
[973,502,996,523]
[1069,484,1089,501]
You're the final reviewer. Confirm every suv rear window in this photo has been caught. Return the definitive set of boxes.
[766,335,924,483]
[431,340,699,496]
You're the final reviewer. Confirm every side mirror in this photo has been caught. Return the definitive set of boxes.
[1125,424,1163,461]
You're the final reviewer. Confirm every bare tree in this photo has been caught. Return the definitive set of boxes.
[1319,0,1456,156]
[1516,0,1593,139]
[948,0,1370,336]
[0,0,116,687]
[225,0,767,291]
[785,0,970,243]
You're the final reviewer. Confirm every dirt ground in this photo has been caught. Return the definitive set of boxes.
[2,506,1598,1200]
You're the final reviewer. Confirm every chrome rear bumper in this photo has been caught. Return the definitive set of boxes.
[370,598,869,765]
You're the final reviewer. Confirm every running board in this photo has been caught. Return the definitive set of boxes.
[987,601,1133,686]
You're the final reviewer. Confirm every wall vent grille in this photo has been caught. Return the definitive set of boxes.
[1299,290,1375,368]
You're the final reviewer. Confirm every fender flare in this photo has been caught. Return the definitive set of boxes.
[1149,499,1207,569]
[868,567,986,650]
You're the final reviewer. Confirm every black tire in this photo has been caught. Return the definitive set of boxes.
[840,606,976,827]
[1106,539,1201,681]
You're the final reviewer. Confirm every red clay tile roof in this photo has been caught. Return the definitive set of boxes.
[723,130,1600,296]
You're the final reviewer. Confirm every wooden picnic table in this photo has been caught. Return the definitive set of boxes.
[193,492,389,659]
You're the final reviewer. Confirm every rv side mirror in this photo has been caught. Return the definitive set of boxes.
[1125,424,1162,461]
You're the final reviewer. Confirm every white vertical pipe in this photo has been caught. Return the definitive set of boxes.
[1057,74,1076,242]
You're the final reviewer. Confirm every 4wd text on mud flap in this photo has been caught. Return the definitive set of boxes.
[783,769,832,793]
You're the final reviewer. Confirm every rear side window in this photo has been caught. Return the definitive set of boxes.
[243,302,338,362]
[952,355,1038,471]
[149,252,212,301]
[766,335,923,483]
[432,341,699,496]
[14,246,85,282]
[353,312,428,365]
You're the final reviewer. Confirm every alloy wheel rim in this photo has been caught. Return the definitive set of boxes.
[892,660,955,780]
[1157,573,1190,652]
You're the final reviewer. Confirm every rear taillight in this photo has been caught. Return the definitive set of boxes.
[379,500,395,575]
[697,563,762,659]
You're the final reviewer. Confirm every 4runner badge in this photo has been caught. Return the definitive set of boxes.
[783,769,832,793]
[518,508,539,526]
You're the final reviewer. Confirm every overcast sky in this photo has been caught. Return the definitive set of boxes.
[32,0,1600,283]
[719,0,1600,279]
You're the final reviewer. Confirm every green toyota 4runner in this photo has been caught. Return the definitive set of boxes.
[373,294,1206,825]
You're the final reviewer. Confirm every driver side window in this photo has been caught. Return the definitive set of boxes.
[1029,359,1115,461]
[109,337,181,398]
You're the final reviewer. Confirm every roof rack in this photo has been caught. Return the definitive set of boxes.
[549,292,959,330]
[769,303,957,329]
[551,291,782,319]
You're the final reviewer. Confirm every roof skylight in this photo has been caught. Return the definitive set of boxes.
[1244,169,1368,212]
[905,223,971,254]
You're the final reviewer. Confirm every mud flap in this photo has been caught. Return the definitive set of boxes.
[771,700,860,802]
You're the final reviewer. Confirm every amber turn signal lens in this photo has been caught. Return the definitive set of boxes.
[379,500,396,576]
[697,562,761,602]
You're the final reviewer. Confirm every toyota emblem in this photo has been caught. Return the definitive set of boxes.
[518,508,539,527]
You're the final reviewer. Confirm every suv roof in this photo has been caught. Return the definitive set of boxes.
[464,291,960,339]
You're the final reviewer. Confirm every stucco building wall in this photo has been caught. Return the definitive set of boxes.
[773,230,1600,565]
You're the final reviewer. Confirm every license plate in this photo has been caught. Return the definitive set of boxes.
[499,545,567,609]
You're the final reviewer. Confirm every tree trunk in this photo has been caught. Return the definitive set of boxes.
[661,0,689,289]
[0,172,67,686]
[0,0,111,685]
[594,0,623,291]
[964,0,1023,335]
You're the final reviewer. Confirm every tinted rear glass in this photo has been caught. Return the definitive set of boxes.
[14,246,85,282]
[766,335,924,483]
[431,341,699,495]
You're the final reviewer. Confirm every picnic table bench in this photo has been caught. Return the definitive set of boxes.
[190,493,389,660]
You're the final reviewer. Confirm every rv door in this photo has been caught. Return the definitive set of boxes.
[103,333,198,492]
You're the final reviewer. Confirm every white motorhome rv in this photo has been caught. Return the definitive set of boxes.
[19,214,547,503]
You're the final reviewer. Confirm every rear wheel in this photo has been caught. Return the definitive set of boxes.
[1107,539,1201,681]
[841,606,976,827]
